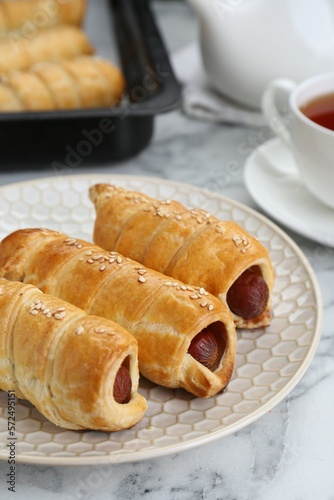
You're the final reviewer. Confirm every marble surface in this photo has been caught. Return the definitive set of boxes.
[0,1,334,499]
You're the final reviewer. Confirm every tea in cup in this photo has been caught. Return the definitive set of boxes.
[262,73,334,210]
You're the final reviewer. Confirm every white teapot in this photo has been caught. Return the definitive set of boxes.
[186,0,334,109]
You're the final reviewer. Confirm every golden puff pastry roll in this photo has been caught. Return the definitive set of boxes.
[0,24,93,74]
[0,278,146,432]
[0,229,237,398]
[0,0,87,36]
[89,183,275,329]
[0,56,125,111]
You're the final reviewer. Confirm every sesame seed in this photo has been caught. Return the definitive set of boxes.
[95,327,106,334]
[87,259,94,264]
[76,326,85,335]
[200,301,207,307]
[233,236,242,246]
[181,285,187,291]
[57,307,66,312]
[172,282,178,287]
[175,215,182,221]
[165,281,172,286]
[65,238,76,246]
[190,294,199,300]
[85,251,93,256]
[43,308,50,315]
[30,309,39,315]
[99,265,106,271]
[47,312,52,318]
[35,299,41,304]
[241,248,247,253]
[208,304,214,311]
[137,269,147,275]
[55,312,66,320]
[116,256,122,264]
[138,276,147,283]
[34,303,42,310]
[76,244,83,249]
[79,257,84,262]
[0,287,3,295]
[109,257,115,263]
[186,286,193,291]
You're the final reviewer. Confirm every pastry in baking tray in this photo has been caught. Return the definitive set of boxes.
[0,24,93,74]
[0,0,87,36]
[0,56,125,111]
[0,278,147,431]
[89,183,275,329]
[0,228,237,398]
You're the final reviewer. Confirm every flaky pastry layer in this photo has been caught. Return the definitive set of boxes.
[89,183,275,329]
[0,228,237,398]
[0,277,146,431]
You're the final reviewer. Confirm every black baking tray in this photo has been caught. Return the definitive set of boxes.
[0,0,181,169]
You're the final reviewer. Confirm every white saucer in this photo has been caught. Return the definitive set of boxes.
[244,138,334,247]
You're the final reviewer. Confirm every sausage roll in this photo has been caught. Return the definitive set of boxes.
[0,56,125,111]
[0,228,237,398]
[0,278,146,431]
[0,24,93,74]
[89,183,275,329]
[0,0,87,36]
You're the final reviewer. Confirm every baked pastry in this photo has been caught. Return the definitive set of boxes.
[0,228,237,398]
[0,24,93,74]
[0,56,125,111]
[0,0,87,36]
[89,183,275,329]
[0,277,146,431]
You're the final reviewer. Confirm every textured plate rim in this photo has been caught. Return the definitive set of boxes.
[0,173,323,466]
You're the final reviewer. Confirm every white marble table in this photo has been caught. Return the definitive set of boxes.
[0,2,333,499]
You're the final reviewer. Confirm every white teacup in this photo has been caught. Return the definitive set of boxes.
[262,73,334,210]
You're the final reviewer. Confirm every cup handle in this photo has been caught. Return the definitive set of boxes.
[262,78,296,148]
[261,79,300,178]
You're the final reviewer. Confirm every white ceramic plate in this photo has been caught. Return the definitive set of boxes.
[0,174,323,465]
[244,137,334,247]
